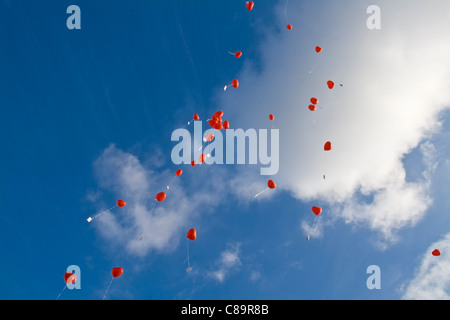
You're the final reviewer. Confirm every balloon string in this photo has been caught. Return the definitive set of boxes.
[56,285,67,300]
[166,176,176,190]
[102,277,114,300]
[254,187,269,198]
[198,141,207,151]
[284,0,289,20]
[186,238,191,270]
[311,215,319,230]
[308,55,321,75]
[87,204,117,222]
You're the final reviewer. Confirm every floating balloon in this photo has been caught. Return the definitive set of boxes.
[269,114,274,121]
[57,272,77,299]
[111,267,124,278]
[155,192,167,202]
[254,180,276,198]
[327,80,335,89]
[199,153,207,164]
[204,133,214,142]
[205,110,228,132]
[309,47,323,74]
[308,104,316,111]
[312,206,322,216]
[191,160,197,167]
[268,180,276,189]
[224,79,239,91]
[87,200,126,223]
[103,268,124,300]
[64,272,76,284]
[308,207,324,240]
[310,97,319,105]
[286,24,293,30]
[186,229,197,272]
[187,228,197,241]
[208,119,216,127]
[199,131,216,152]
[188,113,200,125]
[432,249,441,256]
[229,51,242,58]
[324,141,332,151]
[167,169,183,190]
[246,1,254,11]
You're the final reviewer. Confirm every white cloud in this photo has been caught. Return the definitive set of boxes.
[88,145,267,258]
[249,270,262,282]
[218,0,450,244]
[401,233,450,300]
[89,144,193,256]
[207,243,242,283]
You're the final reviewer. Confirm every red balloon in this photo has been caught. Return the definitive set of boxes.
[308,104,316,111]
[193,114,200,121]
[175,169,183,177]
[269,114,274,120]
[208,119,215,128]
[205,133,214,142]
[310,97,319,105]
[187,228,197,241]
[214,123,223,130]
[235,51,242,58]
[232,79,239,88]
[215,111,224,118]
[211,115,220,124]
[327,80,335,89]
[324,141,332,151]
[111,267,123,278]
[286,24,293,30]
[312,206,322,216]
[315,46,322,53]
[199,153,207,164]
[116,200,126,207]
[64,272,76,284]
[191,160,197,167]
[155,192,166,202]
[432,249,441,256]
[246,1,254,11]
[267,180,276,189]
[223,120,230,130]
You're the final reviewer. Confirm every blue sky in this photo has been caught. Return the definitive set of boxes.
[1,0,450,300]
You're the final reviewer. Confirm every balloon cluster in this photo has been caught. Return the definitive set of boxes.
[207,110,230,131]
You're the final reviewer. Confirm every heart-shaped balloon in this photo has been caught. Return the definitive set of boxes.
[312,206,322,216]
[187,228,197,241]
[432,249,441,256]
